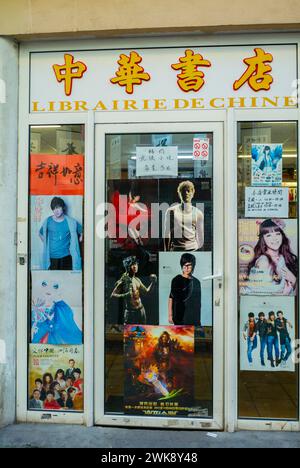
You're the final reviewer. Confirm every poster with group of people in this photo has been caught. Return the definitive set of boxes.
[28,147,84,411]
[239,143,298,373]
[106,174,214,416]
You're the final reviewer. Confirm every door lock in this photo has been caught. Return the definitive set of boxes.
[18,254,27,266]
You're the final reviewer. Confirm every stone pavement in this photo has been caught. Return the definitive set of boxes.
[0,424,299,448]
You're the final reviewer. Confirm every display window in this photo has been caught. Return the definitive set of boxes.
[28,125,85,413]
[237,121,299,419]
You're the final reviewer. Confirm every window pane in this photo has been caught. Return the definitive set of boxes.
[28,125,85,413]
[237,122,299,420]
[105,133,214,418]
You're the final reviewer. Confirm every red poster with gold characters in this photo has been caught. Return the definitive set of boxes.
[30,154,84,195]
[124,325,194,417]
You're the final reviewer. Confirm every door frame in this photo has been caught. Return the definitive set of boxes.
[94,120,225,430]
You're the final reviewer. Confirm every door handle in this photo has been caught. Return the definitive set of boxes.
[202,273,223,282]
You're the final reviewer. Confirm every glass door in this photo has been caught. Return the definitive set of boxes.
[95,122,224,429]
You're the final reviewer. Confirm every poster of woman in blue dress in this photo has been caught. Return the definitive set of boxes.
[31,271,83,345]
[251,144,283,186]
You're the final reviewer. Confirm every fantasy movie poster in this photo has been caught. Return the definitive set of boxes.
[124,325,194,417]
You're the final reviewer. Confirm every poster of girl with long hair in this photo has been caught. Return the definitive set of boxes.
[239,219,298,296]
[251,144,283,186]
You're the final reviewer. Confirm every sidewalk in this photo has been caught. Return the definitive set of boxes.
[0,424,299,448]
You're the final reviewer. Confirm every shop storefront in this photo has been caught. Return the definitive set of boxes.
[16,34,300,431]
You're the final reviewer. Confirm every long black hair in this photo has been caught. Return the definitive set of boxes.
[248,219,298,278]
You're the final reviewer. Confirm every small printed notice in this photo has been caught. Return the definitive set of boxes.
[136,146,178,177]
[245,187,289,218]
[193,138,209,161]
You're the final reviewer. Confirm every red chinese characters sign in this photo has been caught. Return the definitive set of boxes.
[233,48,274,92]
[110,51,151,94]
[171,49,212,92]
[53,54,87,96]
[51,48,275,97]
[30,154,84,195]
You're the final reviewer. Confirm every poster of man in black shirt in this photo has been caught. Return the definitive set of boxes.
[168,253,201,326]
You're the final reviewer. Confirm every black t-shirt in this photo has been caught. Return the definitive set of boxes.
[169,275,201,326]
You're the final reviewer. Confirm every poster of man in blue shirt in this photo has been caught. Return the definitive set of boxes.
[38,197,83,270]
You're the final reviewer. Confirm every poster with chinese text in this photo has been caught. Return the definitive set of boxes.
[239,219,298,296]
[30,154,84,195]
[240,296,295,372]
[251,144,283,186]
[124,325,194,417]
[29,344,84,412]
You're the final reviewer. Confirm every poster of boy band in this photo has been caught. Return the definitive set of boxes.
[240,296,295,372]
[30,195,83,271]
[29,344,84,411]
[31,271,83,345]
[251,144,283,186]
[124,325,194,417]
[239,219,298,296]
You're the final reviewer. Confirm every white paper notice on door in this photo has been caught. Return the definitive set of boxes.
[245,187,289,218]
[136,146,178,177]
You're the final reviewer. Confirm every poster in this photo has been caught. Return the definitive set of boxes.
[30,154,84,195]
[159,179,209,252]
[240,296,295,372]
[108,135,122,179]
[124,325,194,417]
[31,271,83,345]
[108,253,158,325]
[151,134,173,147]
[30,195,83,270]
[239,219,298,296]
[29,344,84,411]
[251,144,283,186]
[127,159,137,179]
[56,129,84,155]
[245,187,289,218]
[159,252,212,326]
[30,133,41,154]
[136,146,178,177]
[107,179,158,250]
[194,159,213,179]
[242,127,272,155]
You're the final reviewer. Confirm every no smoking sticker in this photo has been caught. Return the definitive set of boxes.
[193,138,210,161]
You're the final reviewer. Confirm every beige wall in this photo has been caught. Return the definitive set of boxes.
[0,0,300,39]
